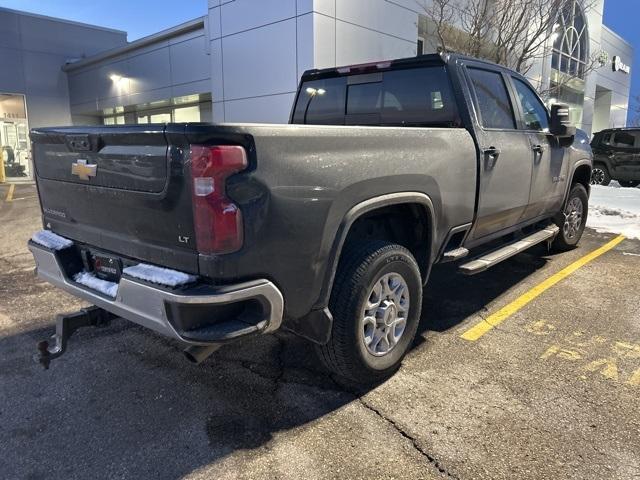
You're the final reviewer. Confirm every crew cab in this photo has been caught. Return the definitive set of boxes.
[591,128,640,187]
[29,53,592,383]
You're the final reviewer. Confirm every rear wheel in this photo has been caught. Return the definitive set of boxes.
[590,164,611,186]
[316,241,422,384]
[618,180,640,188]
[552,183,588,251]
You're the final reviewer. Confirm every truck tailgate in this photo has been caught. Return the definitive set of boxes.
[31,125,199,273]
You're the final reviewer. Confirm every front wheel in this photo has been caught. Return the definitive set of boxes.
[618,180,640,188]
[316,241,423,384]
[552,183,588,252]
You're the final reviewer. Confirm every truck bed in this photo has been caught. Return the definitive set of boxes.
[31,122,477,318]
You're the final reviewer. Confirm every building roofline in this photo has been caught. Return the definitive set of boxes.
[0,6,127,35]
[602,24,633,50]
[62,16,205,72]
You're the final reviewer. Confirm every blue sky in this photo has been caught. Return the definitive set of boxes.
[1,0,638,122]
[0,0,207,40]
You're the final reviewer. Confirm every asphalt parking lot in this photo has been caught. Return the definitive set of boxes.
[1,183,639,480]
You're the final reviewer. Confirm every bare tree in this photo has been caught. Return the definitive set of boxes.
[417,0,603,98]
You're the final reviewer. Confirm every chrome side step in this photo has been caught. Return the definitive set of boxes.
[459,225,559,275]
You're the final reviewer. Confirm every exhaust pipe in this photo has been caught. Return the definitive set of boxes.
[184,344,221,365]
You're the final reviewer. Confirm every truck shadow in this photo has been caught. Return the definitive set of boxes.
[416,243,549,338]
[0,245,551,479]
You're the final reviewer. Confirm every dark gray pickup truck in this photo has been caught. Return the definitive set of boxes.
[29,53,592,383]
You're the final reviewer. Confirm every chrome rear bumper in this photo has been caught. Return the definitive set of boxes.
[29,242,284,345]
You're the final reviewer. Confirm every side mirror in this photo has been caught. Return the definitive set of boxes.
[549,103,576,147]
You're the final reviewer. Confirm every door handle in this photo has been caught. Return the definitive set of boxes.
[482,146,501,158]
[532,144,545,154]
[482,146,500,169]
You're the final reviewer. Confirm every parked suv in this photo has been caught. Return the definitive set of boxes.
[591,128,640,187]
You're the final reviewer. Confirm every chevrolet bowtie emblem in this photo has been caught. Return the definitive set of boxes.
[71,159,97,180]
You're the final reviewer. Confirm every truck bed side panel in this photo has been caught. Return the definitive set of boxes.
[187,123,477,318]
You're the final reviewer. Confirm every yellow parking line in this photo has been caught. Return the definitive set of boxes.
[5,183,15,202]
[461,235,626,342]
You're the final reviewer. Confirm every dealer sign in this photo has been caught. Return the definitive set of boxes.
[612,55,630,74]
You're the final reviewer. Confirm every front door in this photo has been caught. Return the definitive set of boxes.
[464,65,533,240]
[510,76,569,218]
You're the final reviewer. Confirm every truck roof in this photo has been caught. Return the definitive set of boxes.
[300,52,522,81]
[594,127,639,133]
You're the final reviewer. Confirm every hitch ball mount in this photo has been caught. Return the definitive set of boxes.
[35,306,115,370]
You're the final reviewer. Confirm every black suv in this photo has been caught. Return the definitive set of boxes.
[591,128,640,187]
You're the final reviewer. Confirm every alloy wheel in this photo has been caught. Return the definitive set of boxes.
[591,168,606,185]
[563,196,584,239]
[361,272,410,356]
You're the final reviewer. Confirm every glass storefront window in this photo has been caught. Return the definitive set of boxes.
[0,93,30,179]
[150,112,171,123]
[551,0,589,80]
[99,97,207,125]
[174,106,200,123]
[549,0,588,129]
[549,71,585,127]
[103,116,125,125]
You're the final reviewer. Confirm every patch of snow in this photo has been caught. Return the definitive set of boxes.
[123,263,197,287]
[587,185,640,240]
[73,271,118,298]
[31,230,73,251]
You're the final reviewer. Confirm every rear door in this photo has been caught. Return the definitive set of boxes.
[509,76,569,217]
[607,130,640,179]
[464,63,533,240]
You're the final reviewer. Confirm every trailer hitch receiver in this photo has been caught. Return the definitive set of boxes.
[35,306,115,369]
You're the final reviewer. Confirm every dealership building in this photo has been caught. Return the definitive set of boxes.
[0,0,633,180]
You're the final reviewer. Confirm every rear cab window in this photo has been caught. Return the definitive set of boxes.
[292,66,461,127]
[291,77,348,125]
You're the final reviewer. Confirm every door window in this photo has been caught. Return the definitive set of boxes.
[609,131,638,149]
[468,68,516,129]
[512,78,549,131]
[600,132,612,145]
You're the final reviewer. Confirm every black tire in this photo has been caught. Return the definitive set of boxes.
[590,164,611,186]
[1,146,14,164]
[552,183,589,252]
[316,241,422,384]
[618,180,640,188]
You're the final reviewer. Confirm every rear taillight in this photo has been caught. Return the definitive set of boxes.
[189,145,248,254]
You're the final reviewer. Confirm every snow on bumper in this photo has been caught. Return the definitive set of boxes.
[31,230,73,251]
[28,242,284,345]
